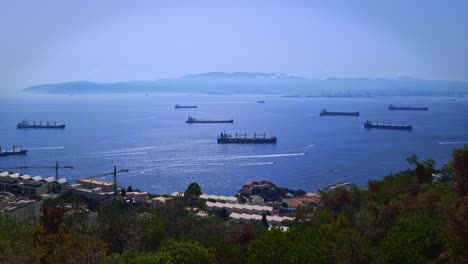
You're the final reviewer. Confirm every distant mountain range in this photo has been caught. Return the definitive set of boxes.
[23,72,468,96]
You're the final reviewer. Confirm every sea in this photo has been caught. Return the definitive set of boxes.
[1,94,467,195]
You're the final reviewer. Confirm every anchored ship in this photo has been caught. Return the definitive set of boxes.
[388,104,428,111]
[257,100,266,103]
[217,132,277,144]
[174,104,197,109]
[17,120,66,129]
[364,120,412,131]
[320,109,359,116]
[0,146,27,157]
[186,116,233,124]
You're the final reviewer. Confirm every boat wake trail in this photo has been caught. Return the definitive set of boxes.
[27,147,65,150]
[212,153,306,160]
[240,162,276,166]
[77,152,148,158]
[157,161,276,169]
[92,147,155,154]
[438,141,468,145]
[300,144,315,149]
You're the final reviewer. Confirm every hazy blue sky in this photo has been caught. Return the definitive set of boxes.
[1,0,467,93]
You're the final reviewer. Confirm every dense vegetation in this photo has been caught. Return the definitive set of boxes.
[1,145,467,263]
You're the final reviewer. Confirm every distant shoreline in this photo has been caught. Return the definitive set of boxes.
[21,72,468,97]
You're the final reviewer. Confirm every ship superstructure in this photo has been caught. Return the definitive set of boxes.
[174,104,197,109]
[320,109,359,116]
[17,121,66,129]
[388,104,428,111]
[186,116,233,124]
[217,132,277,144]
[364,120,412,131]
[0,146,28,157]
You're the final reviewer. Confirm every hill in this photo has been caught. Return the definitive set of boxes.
[23,72,468,96]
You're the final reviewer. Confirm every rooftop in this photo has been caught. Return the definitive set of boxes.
[77,178,114,186]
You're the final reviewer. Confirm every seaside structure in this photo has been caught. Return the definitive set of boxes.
[0,192,42,224]
[151,196,173,209]
[126,192,149,203]
[282,195,321,208]
[0,171,68,198]
[68,178,116,202]
[206,201,273,215]
[228,212,294,226]
[199,194,238,204]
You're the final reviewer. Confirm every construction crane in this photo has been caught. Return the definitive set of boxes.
[0,161,74,180]
[87,165,129,196]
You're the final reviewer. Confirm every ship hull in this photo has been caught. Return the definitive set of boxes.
[364,124,412,131]
[17,124,66,129]
[320,112,359,116]
[175,106,197,109]
[388,106,428,111]
[217,138,277,144]
[0,150,28,157]
[187,120,234,124]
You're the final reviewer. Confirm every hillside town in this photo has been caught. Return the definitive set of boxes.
[0,170,334,229]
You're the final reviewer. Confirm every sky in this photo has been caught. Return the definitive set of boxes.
[1,0,467,94]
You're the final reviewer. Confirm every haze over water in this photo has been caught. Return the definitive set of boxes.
[1,94,467,195]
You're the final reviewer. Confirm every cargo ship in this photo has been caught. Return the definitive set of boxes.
[320,109,359,116]
[186,116,233,124]
[17,121,66,129]
[257,100,266,103]
[364,120,412,131]
[174,104,197,109]
[388,104,428,111]
[0,146,27,157]
[217,132,277,144]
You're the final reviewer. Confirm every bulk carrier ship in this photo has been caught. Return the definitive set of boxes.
[388,104,428,111]
[0,146,27,157]
[320,109,359,116]
[217,132,277,144]
[174,104,197,109]
[186,116,233,124]
[364,120,412,131]
[17,121,65,129]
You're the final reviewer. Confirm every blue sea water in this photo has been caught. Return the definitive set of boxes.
[0,94,467,195]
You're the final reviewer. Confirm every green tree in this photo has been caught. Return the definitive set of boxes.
[41,205,66,233]
[261,214,269,228]
[377,213,441,263]
[406,154,419,166]
[155,240,216,264]
[247,228,325,264]
[185,182,202,207]
[0,216,43,263]
[451,145,468,197]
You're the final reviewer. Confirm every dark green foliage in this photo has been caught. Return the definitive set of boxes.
[261,214,268,228]
[185,182,202,207]
[451,145,468,197]
[247,228,326,264]
[3,146,468,263]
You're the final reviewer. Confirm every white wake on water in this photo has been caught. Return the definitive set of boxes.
[91,147,156,154]
[27,147,65,150]
[212,153,306,160]
[438,141,468,145]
